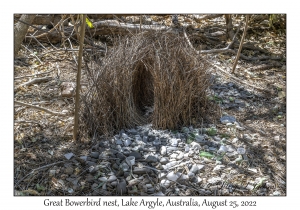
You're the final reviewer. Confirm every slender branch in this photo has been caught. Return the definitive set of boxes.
[232,15,249,74]
[73,14,87,141]
[14,68,54,80]
[15,76,52,89]
[14,100,68,116]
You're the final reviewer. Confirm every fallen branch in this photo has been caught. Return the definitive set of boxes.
[191,14,224,22]
[14,69,54,80]
[232,15,249,73]
[14,100,68,116]
[204,59,271,93]
[15,160,67,185]
[15,76,52,89]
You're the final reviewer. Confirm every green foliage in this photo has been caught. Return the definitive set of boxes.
[207,127,217,136]
[199,151,214,159]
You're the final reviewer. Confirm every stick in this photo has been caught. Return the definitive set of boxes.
[14,68,54,80]
[14,100,67,116]
[15,161,66,185]
[73,14,86,141]
[232,15,249,74]
[15,76,52,90]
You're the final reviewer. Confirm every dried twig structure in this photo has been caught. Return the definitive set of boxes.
[80,32,212,137]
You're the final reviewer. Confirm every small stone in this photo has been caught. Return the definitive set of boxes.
[99,177,108,182]
[64,152,74,160]
[160,179,171,187]
[115,139,123,145]
[274,136,280,141]
[116,179,127,195]
[129,151,142,159]
[243,134,252,141]
[49,170,56,176]
[166,171,180,181]
[124,139,132,147]
[188,172,195,178]
[176,152,184,160]
[232,138,239,143]
[220,115,236,124]
[107,175,117,182]
[160,146,167,156]
[90,152,99,159]
[213,165,225,172]
[195,135,204,142]
[146,155,158,163]
[190,142,201,150]
[208,177,222,184]
[272,191,281,196]
[159,157,169,164]
[133,167,151,175]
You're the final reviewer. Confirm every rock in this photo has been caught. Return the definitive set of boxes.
[190,142,201,150]
[190,164,200,174]
[243,134,252,141]
[188,172,195,178]
[159,157,169,164]
[146,155,158,163]
[195,134,204,142]
[86,161,96,167]
[99,177,108,182]
[274,136,280,141]
[86,174,95,183]
[128,129,138,135]
[160,146,167,156]
[166,172,180,181]
[90,152,99,159]
[129,151,142,159]
[170,138,178,146]
[213,165,225,172]
[133,167,151,175]
[107,175,117,182]
[220,115,236,124]
[176,152,184,160]
[116,179,127,195]
[115,139,123,145]
[64,152,74,160]
[160,179,171,188]
[124,139,132,146]
[272,191,281,196]
[61,82,75,97]
[80,156,87,161]
[208,177,222,184]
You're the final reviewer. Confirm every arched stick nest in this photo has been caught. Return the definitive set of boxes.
[79,31,213,138]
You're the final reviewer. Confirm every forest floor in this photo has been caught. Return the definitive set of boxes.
[14,15,286,196]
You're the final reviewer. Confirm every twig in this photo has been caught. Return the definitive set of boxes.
[184,18,243,55]
[14,120,41,125]
[204,59,270,93]
[15,161,67,185]
[232,15,249,74]
[14,100,68,116]
[21,44,43,64]
[14,68,54,80]
[15,76,52,89]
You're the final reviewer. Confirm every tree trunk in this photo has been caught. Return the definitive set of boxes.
[14,14,36,57]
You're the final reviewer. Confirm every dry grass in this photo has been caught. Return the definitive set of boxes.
[79,32,212,138]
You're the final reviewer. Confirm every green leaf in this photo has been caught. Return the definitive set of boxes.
[36,183,45,192]
[86,17,94,28]
[199,151,214,159]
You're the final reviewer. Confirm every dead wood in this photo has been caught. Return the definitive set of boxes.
[14,100,68,116]
[15,76,52,90]
[232,15,249,73]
